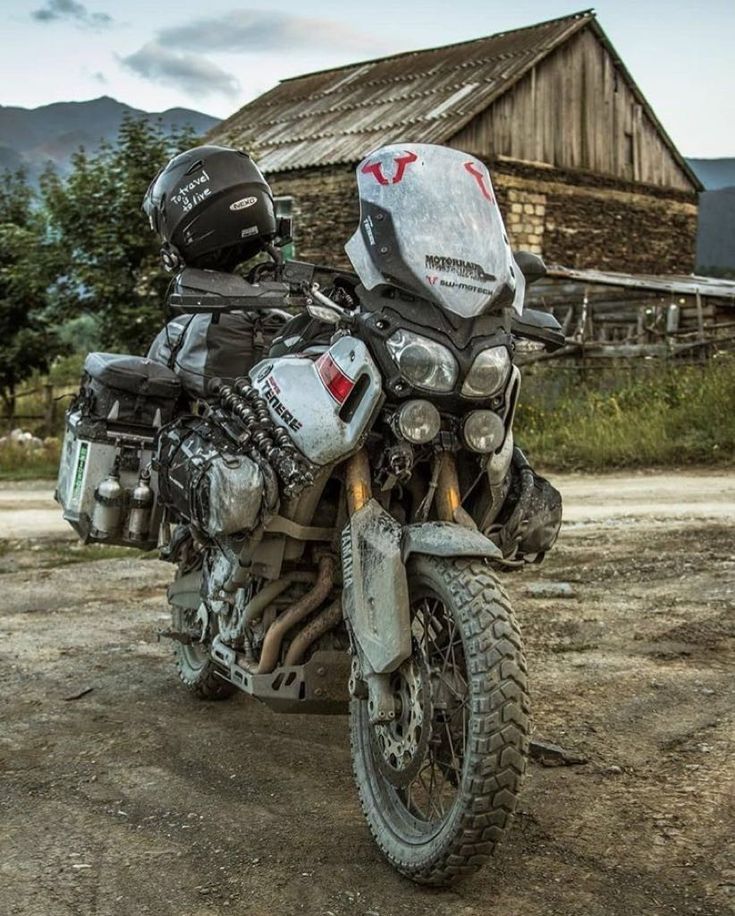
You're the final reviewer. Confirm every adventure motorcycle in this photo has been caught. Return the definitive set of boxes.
[56,142,563,884]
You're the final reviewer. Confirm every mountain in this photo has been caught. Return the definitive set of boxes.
[0,96,220,183]
[687,158,735,274]
[695,188,735,274]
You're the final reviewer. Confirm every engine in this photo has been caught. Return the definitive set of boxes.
[154,374,316,540]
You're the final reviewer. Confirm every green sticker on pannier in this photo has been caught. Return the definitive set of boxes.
[71,441,89,501]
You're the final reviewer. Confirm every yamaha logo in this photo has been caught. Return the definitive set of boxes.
[230,196,258,211]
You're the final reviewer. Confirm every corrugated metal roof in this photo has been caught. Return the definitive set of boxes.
[211,11,595,173]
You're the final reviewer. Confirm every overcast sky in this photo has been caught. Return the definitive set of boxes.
[3,0,733,157]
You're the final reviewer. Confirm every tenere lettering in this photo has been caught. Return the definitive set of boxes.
[263,376,302,431]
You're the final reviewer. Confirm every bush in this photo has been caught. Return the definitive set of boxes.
[0,437,61,480]
[515,355,735,470]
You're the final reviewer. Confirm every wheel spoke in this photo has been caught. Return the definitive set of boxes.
[369,580,471,828]
[428,759,437,816]
[354,557,527,882]
[439,620,458,675]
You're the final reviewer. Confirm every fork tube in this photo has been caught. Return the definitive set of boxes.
[435,452,461,522]
[345,448,371,516]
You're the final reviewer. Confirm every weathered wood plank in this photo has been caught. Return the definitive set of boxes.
[452,26,694,190]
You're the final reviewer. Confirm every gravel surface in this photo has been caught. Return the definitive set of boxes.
[1,473,733,915]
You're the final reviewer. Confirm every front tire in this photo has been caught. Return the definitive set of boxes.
[350,556,529,885]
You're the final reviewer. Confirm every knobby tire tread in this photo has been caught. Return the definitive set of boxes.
[351,556,529,885]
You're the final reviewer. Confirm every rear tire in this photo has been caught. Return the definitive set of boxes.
[350,555,529,885]
[171,605,235,701]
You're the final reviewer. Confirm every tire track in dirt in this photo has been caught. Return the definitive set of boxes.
[0,474,733,915]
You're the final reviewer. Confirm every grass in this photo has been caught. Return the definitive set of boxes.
[0,541,157,575]
[0,441,61,481]
[515,354,735,471]
[2,355,733,478]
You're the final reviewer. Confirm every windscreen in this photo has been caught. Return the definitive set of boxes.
[345,143,524,318]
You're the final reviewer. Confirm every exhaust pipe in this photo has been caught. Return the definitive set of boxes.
[284,599,342,667]
[256,555,335,674]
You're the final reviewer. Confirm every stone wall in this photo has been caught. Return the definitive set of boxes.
[267,158,698,275]
[268,165,358,271]
[489,159,698,274]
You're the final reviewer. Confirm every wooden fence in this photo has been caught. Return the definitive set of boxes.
[524,266,735,367]
[1,383,75,437]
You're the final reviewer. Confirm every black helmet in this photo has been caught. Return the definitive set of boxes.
[143,145,277,272]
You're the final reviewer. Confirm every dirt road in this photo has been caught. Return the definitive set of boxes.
[1,472,733,915]
[3,471,734,538]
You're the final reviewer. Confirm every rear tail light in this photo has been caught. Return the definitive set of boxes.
[315,352,355,404]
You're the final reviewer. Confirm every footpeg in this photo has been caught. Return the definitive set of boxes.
[157,626,200,645]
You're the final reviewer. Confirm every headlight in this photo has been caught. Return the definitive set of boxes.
[395,399,441,444]
[461,346,511,398]
[463,410,505,453]
[386,329,458,392]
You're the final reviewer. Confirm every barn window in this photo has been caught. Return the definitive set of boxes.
[625,131,635,168]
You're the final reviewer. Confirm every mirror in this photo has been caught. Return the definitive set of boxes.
[512,308,565,351]
[514,251,547,285]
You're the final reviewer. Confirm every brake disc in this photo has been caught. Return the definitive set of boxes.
[370,648,432,788]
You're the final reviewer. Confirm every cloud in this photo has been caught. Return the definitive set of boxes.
[121,42,241,99]
[31,0,113,29]
[120,9,385,101]
[158,9,384,55]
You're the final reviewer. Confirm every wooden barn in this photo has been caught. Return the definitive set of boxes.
[209,9,701,274]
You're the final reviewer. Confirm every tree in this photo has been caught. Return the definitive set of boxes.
[0,170,65,417]
[42,115,199,354]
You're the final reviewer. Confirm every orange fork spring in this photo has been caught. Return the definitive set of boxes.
[345,448,372,516]
[435,452,461,522]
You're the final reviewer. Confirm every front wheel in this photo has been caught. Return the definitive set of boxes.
[350,556,529,885]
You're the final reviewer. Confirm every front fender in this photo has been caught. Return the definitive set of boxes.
[342,503,504,677]
[401,521,503,563]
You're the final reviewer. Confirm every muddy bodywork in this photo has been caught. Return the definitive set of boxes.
[402,521,503,562]
[249,335,383,467]
[342,498,504,678]
[341,499,411,675]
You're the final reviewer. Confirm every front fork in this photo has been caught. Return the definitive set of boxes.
[345,447,463,523]
[435,452,461,522]
[345,447,372,515]
[342,447,464,724]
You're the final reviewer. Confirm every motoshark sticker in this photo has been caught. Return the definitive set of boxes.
[425,254,496,282]
[230,196,258,211]
[423,253,496,295]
